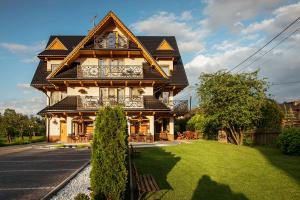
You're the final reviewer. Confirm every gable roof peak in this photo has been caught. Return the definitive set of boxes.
[47,10,168,79]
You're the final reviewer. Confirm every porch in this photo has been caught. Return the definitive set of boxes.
[50,114,175,143]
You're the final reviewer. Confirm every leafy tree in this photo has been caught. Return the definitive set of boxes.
[3,109,19,143]
[257,99,284,133]
[187,113,219,139]
[17,114,29,142]
[91,106,127,200]
[197,70,267,145]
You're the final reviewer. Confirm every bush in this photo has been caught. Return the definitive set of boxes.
[278,127,300,155]
[91,106,128,200]
[187,113,219,139]
[74,193,90,200]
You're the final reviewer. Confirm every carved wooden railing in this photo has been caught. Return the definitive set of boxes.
[77,95,143,109]
[77,65,143,79]
[94,35,128,49]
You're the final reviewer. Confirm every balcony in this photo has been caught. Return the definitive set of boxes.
[94,34,128,49]
[77,95,144,110]
[77,65,143,79]
[162,99,189,114]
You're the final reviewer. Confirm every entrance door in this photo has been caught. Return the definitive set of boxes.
[60,122,67,142]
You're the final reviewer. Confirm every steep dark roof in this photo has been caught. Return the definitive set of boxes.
[30,61,52,86]
[38,36,85,57]
[169,59,188,86]
[38,95,170,115]
[32,35,188,86]
[137,36,180,57]
[143,96,170,111]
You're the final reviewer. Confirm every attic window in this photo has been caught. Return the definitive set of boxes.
[156,39,174,51]
[161,65,170,76]
[51,64,59,71]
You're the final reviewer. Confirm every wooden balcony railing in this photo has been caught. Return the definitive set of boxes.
[94,35,128,49]
[77,65,143,79]
[77,95,144,110]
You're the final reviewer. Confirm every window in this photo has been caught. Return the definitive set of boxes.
[161,65,169,76]
[109,59,124,65]
[51,64,59,71]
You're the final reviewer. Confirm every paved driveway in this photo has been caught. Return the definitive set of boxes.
[0,147,90,200]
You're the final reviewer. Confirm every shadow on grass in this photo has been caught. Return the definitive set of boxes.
[192,175,249,200]
[257,146,300,185]
[134,147,180,195]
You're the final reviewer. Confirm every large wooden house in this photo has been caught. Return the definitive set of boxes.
[31,11,189,143]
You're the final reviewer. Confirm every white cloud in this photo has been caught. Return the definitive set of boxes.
[202,0,282,31]
[242,1,300,35]
[185,33,300,102]
[17,83,34,94]
[179,11,193,21]
[0,41,46,63]
[212,40,239,51]
[132,11,205,53]
[0,95,46,116]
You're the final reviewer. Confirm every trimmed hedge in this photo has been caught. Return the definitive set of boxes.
[90,106,128,200]
[278,127,300,156]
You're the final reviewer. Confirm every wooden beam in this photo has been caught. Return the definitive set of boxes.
[43,86,48,91]
[64,81,69,87]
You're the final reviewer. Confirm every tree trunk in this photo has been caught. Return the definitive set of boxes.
[227,127,243,145]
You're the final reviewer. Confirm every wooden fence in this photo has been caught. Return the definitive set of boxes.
[252,132,279,146]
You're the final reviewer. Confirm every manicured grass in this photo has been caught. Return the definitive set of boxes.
[0,136,46,147]
[134,140,300,200]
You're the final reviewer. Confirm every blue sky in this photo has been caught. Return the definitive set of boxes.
[0,0,300,114]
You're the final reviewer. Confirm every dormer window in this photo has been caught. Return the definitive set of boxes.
[51,64,59,71]
[161,65,170,76]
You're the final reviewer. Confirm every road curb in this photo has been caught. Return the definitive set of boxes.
[41,160,90,200]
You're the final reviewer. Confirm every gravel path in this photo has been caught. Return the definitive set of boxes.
[50,165,91,200]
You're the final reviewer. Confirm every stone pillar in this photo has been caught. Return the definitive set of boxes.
[168,116,174,141]
[67,117,73,135]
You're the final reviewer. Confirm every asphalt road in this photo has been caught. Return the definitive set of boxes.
[0,147,91,200]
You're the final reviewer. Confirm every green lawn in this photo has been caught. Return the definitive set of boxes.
[134,140,300,200]
[0,136,46,147]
